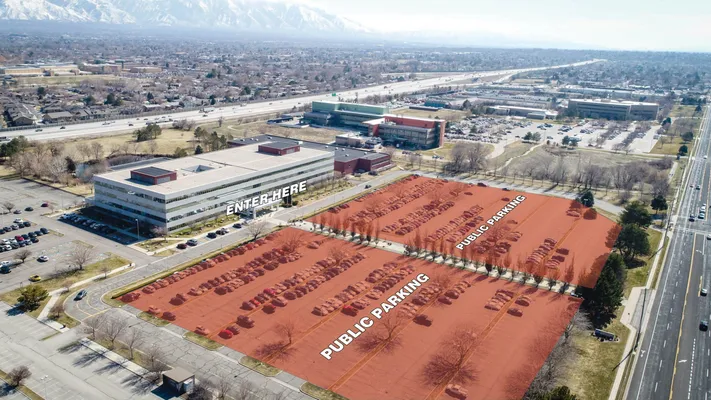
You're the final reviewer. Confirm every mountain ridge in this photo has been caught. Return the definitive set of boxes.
[0,0,369,34]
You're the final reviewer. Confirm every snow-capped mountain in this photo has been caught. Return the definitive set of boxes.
[0,0,369,34]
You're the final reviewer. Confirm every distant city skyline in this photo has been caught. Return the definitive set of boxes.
[301,0,711,52]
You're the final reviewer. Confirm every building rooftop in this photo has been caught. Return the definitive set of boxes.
[95,142,332,196]
[132,166,174,178]
[229,135,388,164]
[568,98,658,106]
[259,141,299,150]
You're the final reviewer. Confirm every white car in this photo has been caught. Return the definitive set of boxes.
[1,261,11,267]
[13,218,23,224]
[705,155,708,159]
[38,255,49,262]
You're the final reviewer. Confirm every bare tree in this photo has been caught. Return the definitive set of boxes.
[151,226,169,242]
[275,320,297,345]
[16,249,32,263]
[144,346,169,381]
[87,142,103,160]
[104,316,129,349]
[188,381,214,400]
[49,302,64,319]
[124,327,145,360]
[68,244,96,270]
[357,313,405,352]
[7,366,31,387]
[421,325,478,386]
[84,313,107,340]
[213,372,233,400]
[235,380,262,400]
[75,143,92,161]
[278,230,304,253]
[148,140,158,154]
[327,243,351,265]
[47,156,68,183]
[2,201,15,214]
[246,220,268,240]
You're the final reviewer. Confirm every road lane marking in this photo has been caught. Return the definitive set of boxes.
[669,234,698,400]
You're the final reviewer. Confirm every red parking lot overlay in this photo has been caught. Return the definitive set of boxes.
[122,229,583,400]
[309,175,619,288]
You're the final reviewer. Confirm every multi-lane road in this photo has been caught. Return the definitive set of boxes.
[627,105,711,400]
[4,59,602,142]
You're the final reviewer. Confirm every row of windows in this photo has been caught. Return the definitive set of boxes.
[95,200,167,223]
[167,168,332,223]
[95,188,165,213]
[165,157,330,204]
[164,161,332,213]
[94,181,166,203]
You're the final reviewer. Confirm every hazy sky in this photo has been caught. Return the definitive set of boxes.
[301,0,711,51]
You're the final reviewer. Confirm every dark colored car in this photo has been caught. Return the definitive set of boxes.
[39,227,49,234]
[21,234,29,240]
[41,202,49,207]
[23,221,31,227]
[75,290,87,300]
[34,230,43,236]
[207,232,217,239]
[177,243,187,249]
[13,210,21,214]
[215,229,225,235]
[28,232,36,238]
[701,320,709,331]
[24,207,33,212]
[477,182,488,187]
[233,223,242,229]
[60,126,66,129]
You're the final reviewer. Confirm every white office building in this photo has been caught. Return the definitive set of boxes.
[92,142,334,232]
[567,99,659,120]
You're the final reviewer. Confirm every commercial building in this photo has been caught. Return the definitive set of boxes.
[364,115,446,150]
[487,105,558,120]
[0,64,78,76]
[92,142,334,232]
[229,135,392,175]
[303,101,389,132]
[567,99,659,120]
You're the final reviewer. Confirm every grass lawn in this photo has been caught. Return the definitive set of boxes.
[0,369,43,400]
[490,141,535,166]
[239,356,281,377]
[564,313,630,400]
[138,311,170,327]
[624,229,664,296]
[220,121,341,144]
[301,382,348,400]
[669,105,701,119]
[63,128,195,158]
[0,254,130,305]
[390,107,469,122]
[184,332,222,350]
[419,142,456,157]
[47,292,80,328]
[16,74,128,87]
[651,135,693,155]
[95,338,151,369]
[154,249,176,257]
[136,238,181,252]
[170,213,242,238]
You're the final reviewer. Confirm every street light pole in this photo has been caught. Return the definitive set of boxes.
[135,218,140,241]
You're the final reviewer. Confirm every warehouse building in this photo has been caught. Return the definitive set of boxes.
[92,142,334,232]
[567,99,659,120]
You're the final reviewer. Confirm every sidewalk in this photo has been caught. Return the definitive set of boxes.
[36,263,134,333]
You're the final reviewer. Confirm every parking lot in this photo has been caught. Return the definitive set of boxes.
[446,117,659,154]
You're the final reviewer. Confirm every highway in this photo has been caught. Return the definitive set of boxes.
[626,104,711,400]
[3,59,601,142]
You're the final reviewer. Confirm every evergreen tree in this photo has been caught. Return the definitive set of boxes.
[579,190,594,207]
[614,224,651,262]
[619,201,653,228]
[195,145,204,155]
[579,253,625,328]
[651,195,668,214]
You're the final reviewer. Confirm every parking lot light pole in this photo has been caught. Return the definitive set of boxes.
[135,218,140,241]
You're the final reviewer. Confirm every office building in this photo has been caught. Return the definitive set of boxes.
[487,105,557,120]
[228,135,392,175]
[92,142,334,232]
[567,99,659,120]
[303,101,390,131]
[364,115,446,150]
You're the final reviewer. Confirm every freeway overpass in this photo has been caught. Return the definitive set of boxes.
[4,59,602,142]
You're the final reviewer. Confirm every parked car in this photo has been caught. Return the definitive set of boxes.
[38,255,49,262]
[39,228,49,234]
[13,210,21,214]
[29,275,41,282]
[41,202,49,207]
[30,237,38,243]
[207,232,217,239]
[75,290,87,300]
[701,320,709,331]
[24,207,33,212]
[187,239,198,246]
[23,221,31,227]
[13,218,23,224]
[365,184,372,189]
[60,126,66,130]
[177,243,187,249]
[232,223,242,229]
